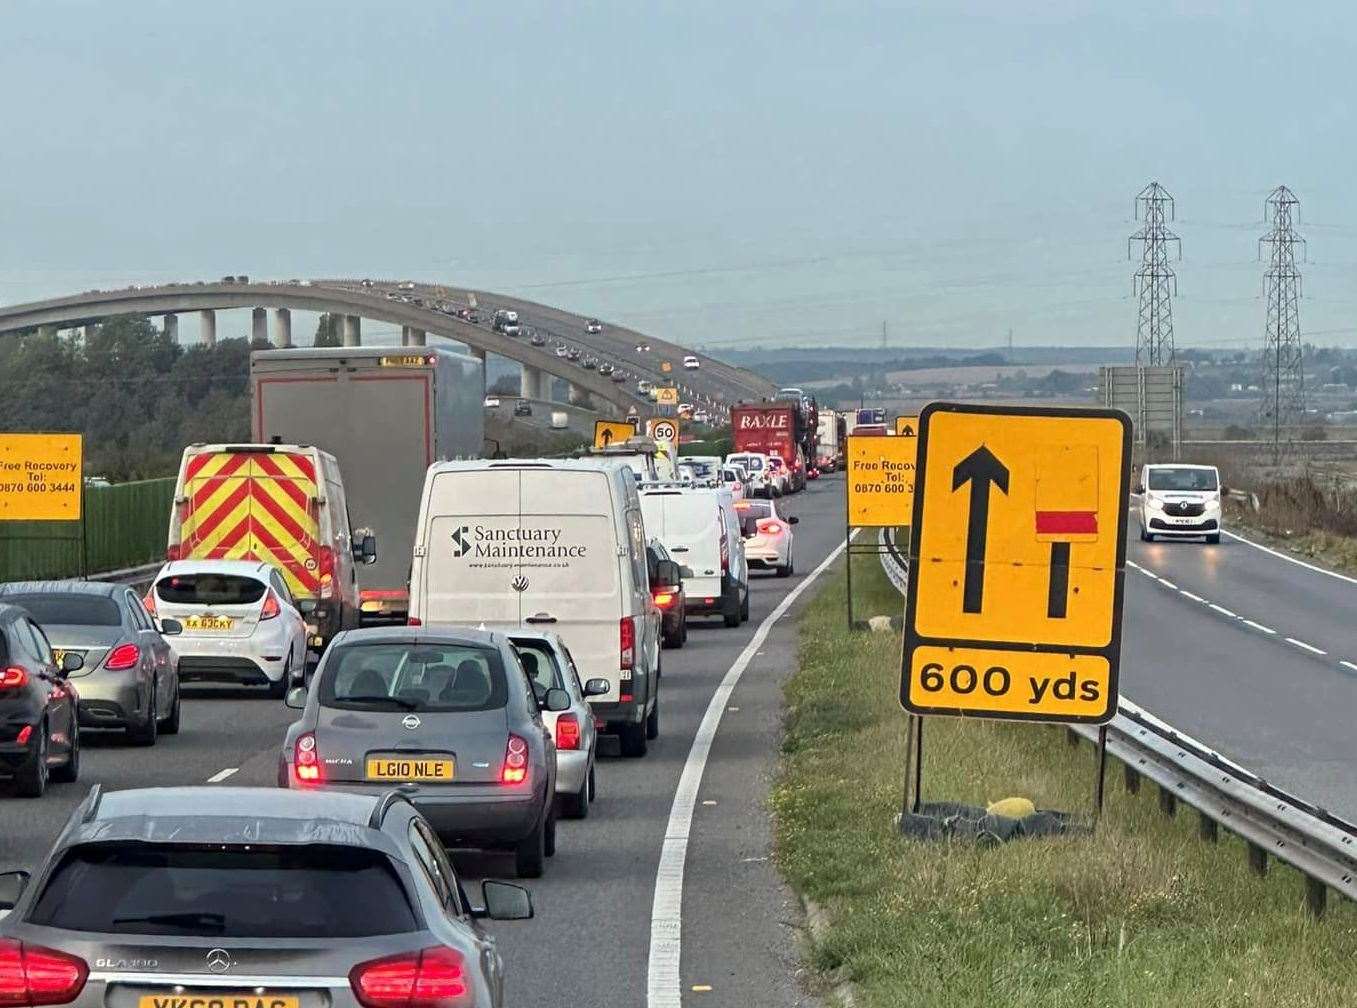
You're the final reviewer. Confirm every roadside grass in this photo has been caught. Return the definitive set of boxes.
[773,559,1357,1008]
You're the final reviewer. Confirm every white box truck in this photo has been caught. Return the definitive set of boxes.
[250,346,484,622]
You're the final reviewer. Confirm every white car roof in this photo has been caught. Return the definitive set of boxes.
[1144,463,1217,471]
[157,559,274,578]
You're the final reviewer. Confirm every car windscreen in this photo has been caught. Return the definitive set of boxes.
[2,594,120,627]
[512,638,563,699]
[321,642,509,712]
[1147,468,1218,492]
[156,573,267,606]
[27,842,418,938]
[733,456,764,471]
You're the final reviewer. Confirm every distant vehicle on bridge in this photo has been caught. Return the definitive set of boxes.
[684,355,700,369]
[586,318,603,333]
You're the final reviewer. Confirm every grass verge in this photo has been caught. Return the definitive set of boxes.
[773,559,1357,1008]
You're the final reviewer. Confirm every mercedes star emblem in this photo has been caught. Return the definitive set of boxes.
[402,714,421,730]
[205,948,233,973]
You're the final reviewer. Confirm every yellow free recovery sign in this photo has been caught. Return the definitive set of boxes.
[846,434,916,527]
[0,433,83,521]
[900,402,1130,724]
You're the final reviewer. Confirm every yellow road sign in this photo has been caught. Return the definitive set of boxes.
[900,403,1130,724]
[660,361,673,374]
[894,414,919,437]
[655,387,679,406]
[594,419,638,449]
[646,418,680,447]
[846,435,915,527]
[0,433,83,521]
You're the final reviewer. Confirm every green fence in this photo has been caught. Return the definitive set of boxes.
[0,478,173,581]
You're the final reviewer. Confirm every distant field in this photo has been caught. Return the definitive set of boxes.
[803,363,1093,389]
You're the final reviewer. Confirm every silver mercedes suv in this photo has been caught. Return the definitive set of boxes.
[0,784,533,1008]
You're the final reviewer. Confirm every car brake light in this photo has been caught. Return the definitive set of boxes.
[0,939,89,1008]
[502,734,528,784]
[555,713,581,751]
[407,616,422,627]
[318,546,335,599]
[260,590,281,620]
[165,543,182,562]
[103,643,141,671]
[653,591,675,608]
[760,521,783,535]
[15,725,32,745]
[619,616,635,671]
[0,667,27,689]
[294,732,321,783]
[349,946,470,1008]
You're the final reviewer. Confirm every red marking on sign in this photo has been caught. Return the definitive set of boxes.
[1035,510,1097,535]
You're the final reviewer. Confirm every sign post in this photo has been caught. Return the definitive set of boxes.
[899,402,1130,818]
[0,433,85,576]
[843,432,916,629]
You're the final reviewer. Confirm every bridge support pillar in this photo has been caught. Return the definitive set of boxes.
[251,307,268,345]
[567,383,590,407]
[162,314,179,343]
[401,326,426,347]
[272,308,292,348]
[342,315,362,347]
[199,310,216,348]
[466,347,486,392]
[521,364,545,401]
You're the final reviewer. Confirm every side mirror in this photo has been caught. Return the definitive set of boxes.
[353,534,378,565]
[583,677,610,697]
[157,617,183,637]
[1218,485,1229,496]
[59,651,84,674]
[297,598,318,615]
[0,870,29,912]
[787,515,800,525]
[285,686,308,710]
[475,880,533,921]
[543,687,571,713]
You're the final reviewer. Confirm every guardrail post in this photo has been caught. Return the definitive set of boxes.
[1123,765,1141,794]
[1247,841,1268,876]
[1306,877,1327,918]
[1157,784,1176,818]
[1197,812,1218,842]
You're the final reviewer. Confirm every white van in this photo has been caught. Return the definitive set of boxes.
[408,459,663,757]
[726,452,776,498]
[639,484,749,627]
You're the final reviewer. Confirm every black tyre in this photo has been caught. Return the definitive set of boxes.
[740,589,750,622]
[160,683,181,735]
[618,720,648,757]
[514,817,547,878]
[128,686,158,746]
[544,805,557,858]
[52,717,79,784]
[723,590,741,628]
[662,619,682,650]
[1139,526,1152,542]
[1206,533,1221,545]
[776,561,792,578]
[587,764,596,801]
[560,772,590,819]
[268,668,288,700]
[15,720,48,798]
[646,694,660,741]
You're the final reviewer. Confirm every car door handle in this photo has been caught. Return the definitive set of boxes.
[670,546,689,553]
[525,613,557,624]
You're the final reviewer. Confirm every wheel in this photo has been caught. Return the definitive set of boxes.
[788,557,795,576]
[646,693,660,740]
[560,771,591,819]
[15,719,48,798]
[680,617,689,645]
[543,805,557,858]
[52,716,79,784]
[776,560,792,578]
[618,720,648,757]
[1139,525,1152,542]
[268,665,288,700]
[128,685,158,746]
[662,619,682,649]
[740,590,750,622]
[160,682,181,735]
[723,589,741,628]
[587,764,596,801]
[514,822,546,878]
[1206,533,1221,545]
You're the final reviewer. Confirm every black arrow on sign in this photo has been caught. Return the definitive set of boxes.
[951,445,1010,614]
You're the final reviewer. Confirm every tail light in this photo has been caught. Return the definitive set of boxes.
[142,590,158,617]
[619,616,636,671]
[555,713,581,751]
[103,644,141,671]
[165,543,182,562]
[407,616,422,627]
[0,939,89,1008]
[260,590,281,621]
[318,546,336,599]
[502,734,528,784]
[15,725,32,746]
[294,732,321,783]
[759,520,784,536]
[349,946,470,1008]
[653,591,676,608]
[0,668,27,689]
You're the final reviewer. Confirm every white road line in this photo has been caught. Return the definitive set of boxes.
[206,768,238,784]
[1340,661,1357,673]
[647,535,852,1008]
[1285,637,1326,656]
[1240,619,1276,635]
[1138,567,1158,578]
[1179,590,1205,603]
[1223,529,1357,586]
[1207,603,1238,619]
[1157,578,1177,590]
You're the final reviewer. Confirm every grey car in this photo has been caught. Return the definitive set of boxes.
[0,582,182,744]
[280,627,566,877]
[0,785,534,1008]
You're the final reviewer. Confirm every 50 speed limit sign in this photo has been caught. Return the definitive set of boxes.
[648,419,678,443]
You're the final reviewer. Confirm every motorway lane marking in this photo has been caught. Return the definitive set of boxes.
[1339,661,1357,674]
[647,534,852,1008]
[1179,590,1205,603]
[1158,578,1178,589]
[1285,637,1326,656]
[206,768,238,783]
[1207,603,1238,618]
[1222,529,1357,586]
[1240,619,1276,635]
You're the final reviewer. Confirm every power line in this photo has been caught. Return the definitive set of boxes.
[1129,182,1181,365]
[1258,185,1307,454]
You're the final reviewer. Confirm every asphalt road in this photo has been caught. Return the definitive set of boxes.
[1122,528,1357,821]
[0,474,847,1008]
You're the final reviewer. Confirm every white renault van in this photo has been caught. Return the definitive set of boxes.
[639,484,749,627]
[408,459,663,757]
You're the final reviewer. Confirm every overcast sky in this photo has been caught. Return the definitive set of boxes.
[4,1,1357,350]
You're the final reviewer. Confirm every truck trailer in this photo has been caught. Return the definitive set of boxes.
[730,404,808,492]
[250,346,484,622]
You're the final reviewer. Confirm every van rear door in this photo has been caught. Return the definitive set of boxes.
[421,468,522,626]
[651,491,724,598]
[180,449,323,601]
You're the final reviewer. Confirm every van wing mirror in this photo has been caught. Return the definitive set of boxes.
[352,533,378,565]
[583,678,610,697]
[678,565,694,579]
[59,651,84,674]
[0,870,29,912]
